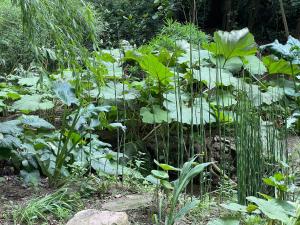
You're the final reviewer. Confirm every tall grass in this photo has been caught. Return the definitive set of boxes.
[234,85,264,204]
[13,188,82,225]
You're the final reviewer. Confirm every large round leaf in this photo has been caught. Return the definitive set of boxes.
[207,218,240,225]
[19,115,55,130]
[244,55,267,76]
[262,56,300,76]
[53,81,79,106]
[260,36,300,64]
[204,28,257,60]
[192,67,238,89]
[12,94,54,112]
[164,92,215,124]
[91,82,139,101]
[140,105,171,124]
[246,196,295,223]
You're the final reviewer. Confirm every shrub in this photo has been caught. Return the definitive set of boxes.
[159,19,208,45]
[0,0,103,74]
[0,0,39,73]
[141,19,208,54]
[90,0,165,47]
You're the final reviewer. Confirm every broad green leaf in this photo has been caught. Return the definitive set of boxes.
[263,177,276,187]
[207,218,240,225]
[260,36,300,64]
[141,54,174,85]
[0,83,6,88]
[272,199,297,217]
[285,87,300,97]
[154,159,180,171]
[0,120,23,135]
[52,69,73,81]
[0,88,16,99]
[262,56,300,76]
[161,180,173,190]
[20,115,55,130]
[244,83,284,106]
[36,150,57,177]
[151,170,169,180]
[99,52,117,63]
[192,67,238,89]
[6,92,21,101]
[204,28,257,60]
[244,55,267,75]
[18,77,40,87]
[164,92,215,124]
[145,175,160,185]
[210,91,237,107]
[261,86,284,105]
[68,131,82,145]
[0,99,5,107]
[246,204,259,213]
[53,81,79,106]
[91,82,139,101]
[157,48,176,66]
[73,104,111,131]
[12,94,54,112]
[274,172,285,181]
[177,49,211,66]
[246,196,292,223]
[129,53,174,86]
[221,202,248,213]
[216,111,234,123]
[211,56,243,73]
[102,61,123,77]
[140,105,171,124]
[91,154,142,178]
[98,51,122,77]
[0,135,22,158]
[102,49,123,60]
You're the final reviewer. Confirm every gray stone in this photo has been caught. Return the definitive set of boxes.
[102,194,152,212]
[66,209,129,225]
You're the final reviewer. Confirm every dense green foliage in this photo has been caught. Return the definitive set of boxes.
[0,0,103,73]
[0,1,300,224]
[1,26,299,190]
[0,0,48,73]
[89,0,164,46]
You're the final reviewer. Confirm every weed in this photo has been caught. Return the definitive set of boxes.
[150,157,212,225]
[13,188,82,225]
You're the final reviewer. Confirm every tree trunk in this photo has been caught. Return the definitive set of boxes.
[192,0,196,24]
[296,18,300,39]
[222,0,232,30]
[248,0,260,31]
[279,0,289,39]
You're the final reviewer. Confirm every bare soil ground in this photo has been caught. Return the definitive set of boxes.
[0,135,298,225]
[0,176,154,225]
